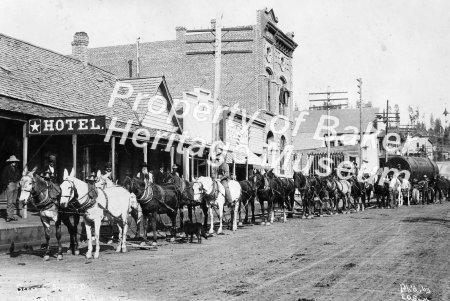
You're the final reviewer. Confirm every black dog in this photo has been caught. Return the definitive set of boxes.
[183,222,208,244]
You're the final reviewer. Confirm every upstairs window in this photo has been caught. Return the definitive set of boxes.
[279,77,289,116]
[266,68,273,111]
[280,136,286,174]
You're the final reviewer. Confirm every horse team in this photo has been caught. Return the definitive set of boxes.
[17,166,450,261]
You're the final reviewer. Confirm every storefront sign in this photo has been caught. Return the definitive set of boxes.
[28,116,106,135]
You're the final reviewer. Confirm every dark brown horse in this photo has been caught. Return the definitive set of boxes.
[254,171,287,224]
[178,179,209,228]
[128,177,180,245]
[238,178,257,224]
[433,176,450,203]
[293,171,314,218]
[281,177,296,218]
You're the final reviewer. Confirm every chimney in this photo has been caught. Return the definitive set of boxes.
[211,19,216,29]
[128,60,133,78]
[72,32,89,65]
[175,26,186,41]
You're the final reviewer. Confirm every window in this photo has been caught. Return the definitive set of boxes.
[279,77,289,116]
[280,136,286,174]
[266,68,273,111]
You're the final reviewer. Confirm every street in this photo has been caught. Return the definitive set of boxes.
[1,203,449,301]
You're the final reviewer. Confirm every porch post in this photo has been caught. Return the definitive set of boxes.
[22,123,28,218]
[72,134,77,177]
[245,158,248,180]
[111,136,116,181]
[170,146,175,169]
[190,155,194,181]
[183,147,190,181]
[143,143,148,163]
[232,159,236,180]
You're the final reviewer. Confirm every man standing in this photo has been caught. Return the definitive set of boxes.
[1,155,22,222]
[388,173,400,208]
[422,175,429,205]
[210,143,232,204]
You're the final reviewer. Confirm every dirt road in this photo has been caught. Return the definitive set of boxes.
[1,203,449,301]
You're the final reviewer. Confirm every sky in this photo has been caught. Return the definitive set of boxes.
[1,0,450,127]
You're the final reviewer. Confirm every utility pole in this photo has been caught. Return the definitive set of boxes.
[309,90,348,172]
[136,37,140,77]
[212,14,222,144]
[357,78,363,166]
[376,100,398,163]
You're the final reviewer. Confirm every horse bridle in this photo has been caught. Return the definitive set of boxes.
[21,175,56,210]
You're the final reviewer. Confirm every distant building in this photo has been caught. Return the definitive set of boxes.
[87,8,299,177]
[292,108,380,174]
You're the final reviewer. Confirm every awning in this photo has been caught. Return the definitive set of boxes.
[225,146,263,167]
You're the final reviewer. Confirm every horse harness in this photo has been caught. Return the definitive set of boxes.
[132,179,175,212]
[62,180,101,214]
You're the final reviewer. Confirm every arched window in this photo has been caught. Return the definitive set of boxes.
[266,131,274,165]
[280,136,286,174]
[279,77,289,116]
[266,68,273,112]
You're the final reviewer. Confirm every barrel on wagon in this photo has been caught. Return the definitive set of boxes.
[386,156,439,180]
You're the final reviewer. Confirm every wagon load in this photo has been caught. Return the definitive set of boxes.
[386,156,439,180]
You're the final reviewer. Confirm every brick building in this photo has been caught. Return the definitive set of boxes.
[87,8,298,177]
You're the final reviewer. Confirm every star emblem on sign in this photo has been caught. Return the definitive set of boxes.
[29,119,41,134]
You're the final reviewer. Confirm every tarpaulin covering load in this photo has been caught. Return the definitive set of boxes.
[386,156,439,180]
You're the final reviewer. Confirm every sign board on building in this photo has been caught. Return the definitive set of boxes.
[28,116,106,135]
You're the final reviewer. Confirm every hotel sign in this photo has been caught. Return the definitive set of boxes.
[28,116,106,135]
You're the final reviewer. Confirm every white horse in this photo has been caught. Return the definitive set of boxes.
[193,177,241,234]
[96,171,141,240]
[59,169,131,259]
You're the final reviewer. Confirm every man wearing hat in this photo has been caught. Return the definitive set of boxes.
[153,164,165,185]
[166,164,181,189]
[137,162,153,183]
[1,155,22,222]
[210,142,232,204]
[42,155,58,183]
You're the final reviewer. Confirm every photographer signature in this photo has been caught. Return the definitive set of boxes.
[400,283,431,301]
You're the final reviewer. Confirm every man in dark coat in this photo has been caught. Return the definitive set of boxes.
[422,175,429,205]
[1,155,22,222]
[137,162,151,183]
[153,164,165,185]
[103,162,114,182]
[42,155,58,183]
[211,143,232,204]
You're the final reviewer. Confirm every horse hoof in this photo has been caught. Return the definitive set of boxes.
[44,255,50,261]
[116,246,121,253]
[122,247,127,253]
[266,222,271,226]
[94,253,99,259]
[86,253,92,259]
[238,222,243,226]
[261,222,266,225]
[57,255,63,261]
[319,215,323,218]
[74,250,80,256]
[151,241,157,247]
[170,237,175,243]
[301,216,306,220]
